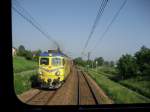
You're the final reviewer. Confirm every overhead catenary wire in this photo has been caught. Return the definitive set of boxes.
[13,0,43,30]
[90,0,127,53]
[82,0,108,53]
[12,1,60,49]
[82,0,109,54]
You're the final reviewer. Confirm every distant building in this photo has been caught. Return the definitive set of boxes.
[12,47,17,56]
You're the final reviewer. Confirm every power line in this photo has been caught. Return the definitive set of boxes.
[90,0,127,53]
[12,1,60,49]
[82,0,108,52]
[13,0,42,29]
[82,0,109,54]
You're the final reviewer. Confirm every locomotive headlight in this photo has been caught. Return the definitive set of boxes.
[55,71,60,76]
[39,71,42,75]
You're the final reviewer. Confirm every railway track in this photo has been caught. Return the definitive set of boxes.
[26,90,57,105]
[18,67,113,105]
[77,70,99,105]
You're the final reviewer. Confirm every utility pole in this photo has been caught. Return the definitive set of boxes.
[87,52,90,61]
[96,61,98,72]
[87,52,91,69]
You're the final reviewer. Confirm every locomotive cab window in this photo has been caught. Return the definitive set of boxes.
[40,58,49,65]
[51,58,61,66]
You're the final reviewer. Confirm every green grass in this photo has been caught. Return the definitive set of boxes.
[90,65,150,98]
[13,56,38,94]
[84,69,150,103]
[97,66,117,75]
[119,77,150,98]
[13,56,38,73]
[91,66,150,99]
[87,66,118,80]
[91,68,116,79]
[14,70,38,95]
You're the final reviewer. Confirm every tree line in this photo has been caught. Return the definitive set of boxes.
[73,56,115,68]
[14,45,41,61]
[74,46,150,80]
[117,46,150,79]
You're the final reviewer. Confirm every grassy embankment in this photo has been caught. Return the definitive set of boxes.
[13,56,38,94]
[93,66,150,99]
[80,66,150,103]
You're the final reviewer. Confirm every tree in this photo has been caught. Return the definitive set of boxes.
[94,57,104,66]
[110,61,114,67]
[33,50,42,61]
[86,60,94,68]
[135,46,150,76]
[103,61,109,66]
[74,57,87,67]
[17,45,26,56]
[117,54,138,79]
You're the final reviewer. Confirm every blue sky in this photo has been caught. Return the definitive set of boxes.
[12,0,150,61]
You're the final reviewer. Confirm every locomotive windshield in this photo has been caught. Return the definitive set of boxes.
[52,58,61,66]
[40,58,49,65]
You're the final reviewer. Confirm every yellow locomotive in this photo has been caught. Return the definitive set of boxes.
[38,50,71,89]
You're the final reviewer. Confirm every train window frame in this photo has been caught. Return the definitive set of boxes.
[3,0,149,111]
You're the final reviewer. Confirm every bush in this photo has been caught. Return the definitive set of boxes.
[24,50,33,60]
[14,70,38,94]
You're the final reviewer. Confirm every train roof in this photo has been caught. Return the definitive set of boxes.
[40,52,68,57]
